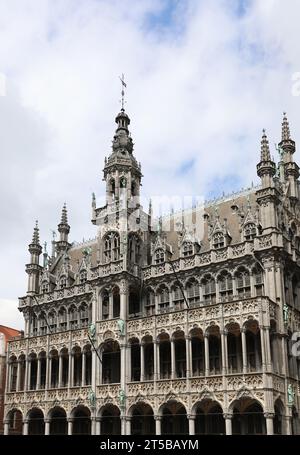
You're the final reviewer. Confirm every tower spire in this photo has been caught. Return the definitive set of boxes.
[260,129,271,161]
[56,203,71,253]
[281,112,291,142]
[119,73,127,111]
[32,220,40,245]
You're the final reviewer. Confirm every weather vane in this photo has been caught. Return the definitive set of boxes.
[119,73,127,110]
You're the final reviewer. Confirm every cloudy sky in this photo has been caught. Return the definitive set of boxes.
[0,0,300,329]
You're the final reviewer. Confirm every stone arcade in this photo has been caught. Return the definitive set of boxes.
[3,107,300,435]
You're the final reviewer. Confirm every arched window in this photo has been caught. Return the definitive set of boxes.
[128,234,141,264]
[213,232,225,249]
[48,311,57,333]
[186,279,200,306]
[235,268,251,298]
[145,288,155,316]
[253,268,264,296]
[202,276,216,304]
[39,312,47,336]
[182,241,193,257]
[41,281,49,293]
[244,223,256,241]
[59,307,67,331]
[69,306,78,330]
[103,232,120,263]
[31,313,38,336]
[59,276,67,289]
[172,285,184,310]
[79,303,89,328]
[157,286,169,313]
[79,270,87,284]
[102,289,109,320]
[218,271,233,302]
[109,178,115,196]
[154,248,165,265]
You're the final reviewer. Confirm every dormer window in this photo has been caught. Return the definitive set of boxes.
[244,223,256,241]
[154,248,165,265]
[41,281,49,293]
[182,241,193,257]
[60,276,67,289]
[79,270,87,284]
[213,232,225,249]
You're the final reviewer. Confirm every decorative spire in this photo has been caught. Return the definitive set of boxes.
[119,73,127,111]
[61,203,68,224]
[32,220,40,245]
[260,129,271,161]
[282,112,291,142]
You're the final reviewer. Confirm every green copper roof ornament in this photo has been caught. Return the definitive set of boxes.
[287,384,295,406]
[117,319,125,336]
[88,322,96,341]
[283,302,289,325]
[88,388,96,408]
[119,389,126,409]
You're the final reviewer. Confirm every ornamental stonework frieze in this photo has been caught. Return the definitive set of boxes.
[157,314,170,327]
[97,319,119,334]
[97,384,120,398]
[171,312,186,323]
[127,382,154,396]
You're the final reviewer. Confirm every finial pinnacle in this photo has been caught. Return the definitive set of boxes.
[281,112,291,141]
[260,129,271,161]
[119,73,127,110]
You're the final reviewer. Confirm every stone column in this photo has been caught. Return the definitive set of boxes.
[155,416,161,435]
[27,358,32,390]
[24,357,29,391]
[126,417,131,435]
[4,420,9,436]
[221,330,227,375]
[241,328,247,373]
[91,417,97,435]
[224,414,233,435]
[155,341,160,380]
[69,352,73,387]
[58,354,63,388]
[44,419,50,435]
[82,351,86,386]
[171,338,176,379]
[96,417,101,435]
[204,334,210,376]
[45,355,49,389]
[36,357,41,389]
[23,419,29,436]
[186,336,191,379]
[67,418,73,435]
[121,416,126,435]
[140,342,145,381]
[48,355,52,388]
[16,361,21,392]
[264,413,274,435]
[188,415,195,435]
[264,326,272,372]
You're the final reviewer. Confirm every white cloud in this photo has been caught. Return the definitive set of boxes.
[1,0,300,327]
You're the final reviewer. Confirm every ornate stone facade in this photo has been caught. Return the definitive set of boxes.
[3,111,300,435]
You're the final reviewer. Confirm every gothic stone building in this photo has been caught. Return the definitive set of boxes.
[3,109,300,435]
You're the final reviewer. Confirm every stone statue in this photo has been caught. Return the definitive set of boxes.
[119,389,126,408]
[287,384,295,406]
[283,303,289,325]
[117,319,125,336]
[88,388,96,408]
[88,323,96,340]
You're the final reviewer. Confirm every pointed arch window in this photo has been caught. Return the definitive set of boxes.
[186,279,200,306]
[59,275,67,289]
[48,311,57,333]
[154,248,165,265]
[145,288,155,316]
[253,267,264,296]
[244,223,257,241]
[102,289,109,320]
[41,281,49,293]
[157,286,170,313]
[172,285,184,310]
[218,271,233,302]
[79,270,87,284]
[235,268,251,298]
[182,241,193,257]
[69,306,78,330]
[59,307,67,331]
[103,232,120,263]
[31,313,38,336]
[79,303,90,328]
[213,232,225,249]
[128,234,141,264]
[202,276,216,304]
[39,312,47,335]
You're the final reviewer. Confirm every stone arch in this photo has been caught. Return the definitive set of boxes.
[190,326,205,377]
[128,402,155,435]
[101,339,120,384]
[5,408,23,435]
[47,406,67,435]
[172,330,186,378]
[159,400,188,435]
[242,319,262,372]
[192,399,225,434]
[98,404,121,435]
[225,321,242,373]
[71,405,91,435]
[157,332,171,379]
[230,397,266,435]
[27,407,45,435]
[274,398,284,435]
